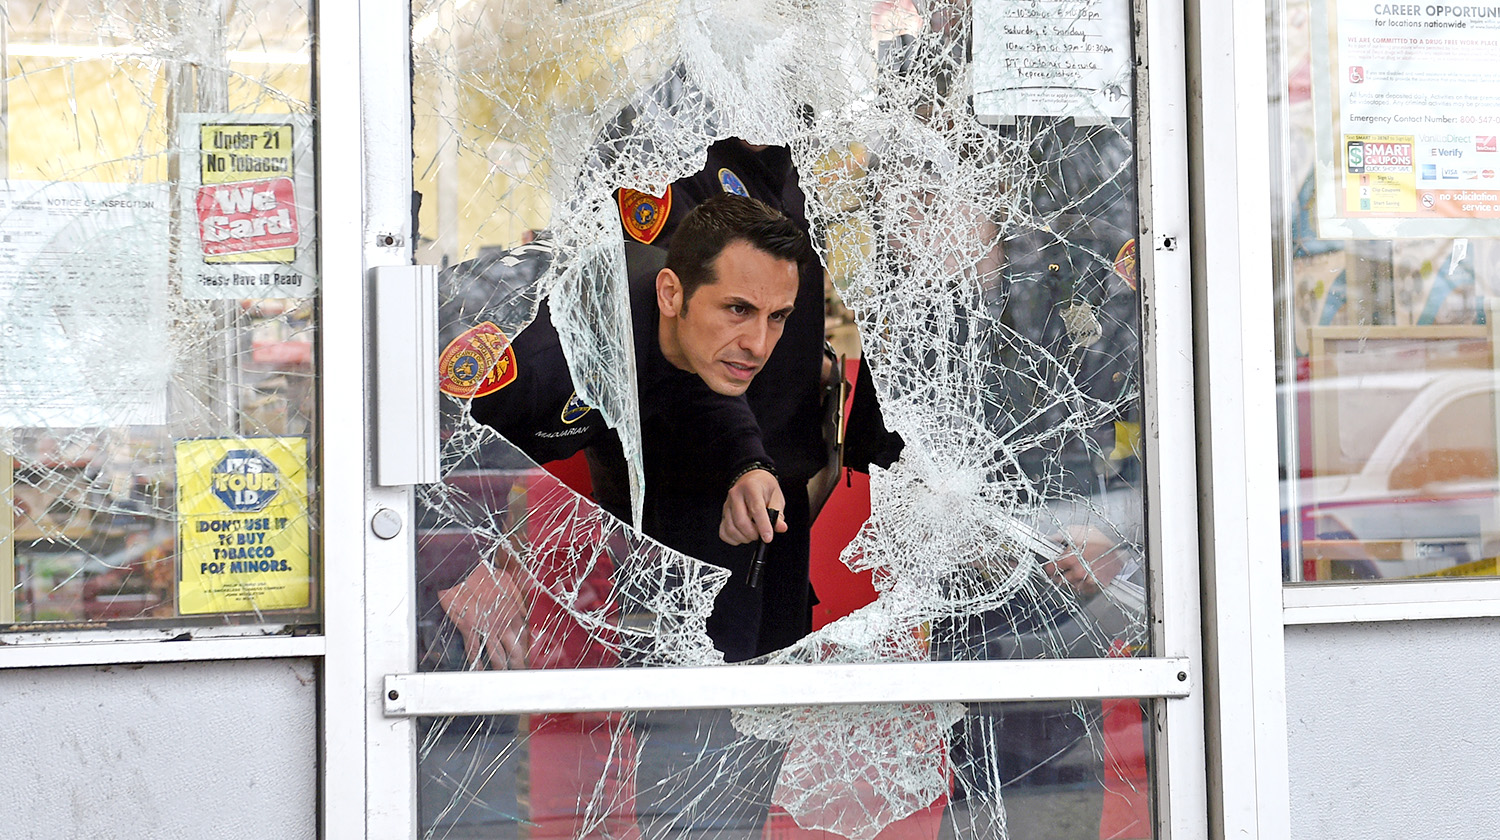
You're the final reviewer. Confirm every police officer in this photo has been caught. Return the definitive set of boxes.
[614,138,830,659]
[446,196,808,555]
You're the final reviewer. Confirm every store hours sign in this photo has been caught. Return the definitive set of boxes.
[971,0,1133,123]
[176,114,318,298]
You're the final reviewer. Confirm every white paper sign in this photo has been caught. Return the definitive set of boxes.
[972,0,1133,122]
[1312,0,1500,237]
[0,181,170,427]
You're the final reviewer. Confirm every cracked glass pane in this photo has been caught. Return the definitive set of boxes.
[2,0,320,631]
[414,0,1150,836]
[418,700,1155,839]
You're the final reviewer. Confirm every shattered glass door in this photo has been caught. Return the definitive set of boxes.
[2,0,320,633]
[406,0,1166,836]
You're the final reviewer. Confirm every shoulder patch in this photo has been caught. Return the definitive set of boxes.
[560,391,592,424]
[1113,239,1138,291]
[717,168,749,196]
[439,322,518,398]
[618,187,671,244]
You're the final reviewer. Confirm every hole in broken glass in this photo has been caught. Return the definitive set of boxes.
[416,104,1146,670]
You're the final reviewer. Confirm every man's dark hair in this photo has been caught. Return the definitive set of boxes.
[665,194,810,301]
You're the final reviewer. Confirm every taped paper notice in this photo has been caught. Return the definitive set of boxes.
[972,0,1132,122]
[0,181,169,427]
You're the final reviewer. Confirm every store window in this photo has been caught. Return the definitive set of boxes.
[2,0,320,633]
[1271,0,1500,582]
[409,0,1159,835]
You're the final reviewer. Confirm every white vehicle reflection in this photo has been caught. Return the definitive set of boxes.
[1288,368,1500,581]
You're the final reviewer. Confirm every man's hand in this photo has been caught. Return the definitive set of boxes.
[437,560,529,670]
[1044,524,1127,597]
[721,468,789,545]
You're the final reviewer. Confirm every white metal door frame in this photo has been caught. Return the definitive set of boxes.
[1183,0,1295,837]
[322,0,1222,837]
[318,0,421,835]
[315,0,368,833]
[1135,0,1212,834]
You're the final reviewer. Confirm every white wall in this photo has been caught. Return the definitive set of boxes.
[0,657,317,840]
[1285,618,1500,839]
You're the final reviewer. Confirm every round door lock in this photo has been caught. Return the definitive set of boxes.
[371,508,403,540]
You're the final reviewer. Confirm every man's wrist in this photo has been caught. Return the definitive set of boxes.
[729,460,777,489]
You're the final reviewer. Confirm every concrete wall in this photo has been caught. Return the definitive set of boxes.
[0,657,317,840]
[1285,618,1500,839]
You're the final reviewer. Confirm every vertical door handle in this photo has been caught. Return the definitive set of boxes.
[371,265,439,485]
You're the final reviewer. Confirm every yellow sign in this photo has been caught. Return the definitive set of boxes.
[176,437,311,614]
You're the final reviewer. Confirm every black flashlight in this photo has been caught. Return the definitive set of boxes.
[746,508,780,589]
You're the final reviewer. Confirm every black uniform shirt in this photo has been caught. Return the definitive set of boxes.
[466,294,608,464]
[464,241,771,489]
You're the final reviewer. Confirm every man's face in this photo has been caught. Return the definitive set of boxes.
[658,239,799,396]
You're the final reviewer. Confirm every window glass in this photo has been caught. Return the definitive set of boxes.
[1388,392,1496,492]
[418,700,1158,840]
[413,0,1150,668]
[2,0,320,631]
[1272,0,1500,582]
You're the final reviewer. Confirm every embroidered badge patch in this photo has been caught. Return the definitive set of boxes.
[560,391,592,424]
[438,322,518,398]
[619,187,671,244]
[1113,239,1138,291]
[718,168,749,196]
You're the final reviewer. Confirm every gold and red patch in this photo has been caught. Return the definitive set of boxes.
[438,322,518,398]
[618,187,672,244]
[1113,239,1138,291]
